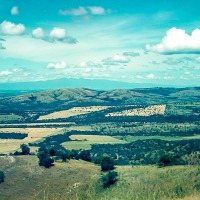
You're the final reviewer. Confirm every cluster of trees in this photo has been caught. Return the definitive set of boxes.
[0,133,28,139]
[91,139,200,165]
[36,144,92,168]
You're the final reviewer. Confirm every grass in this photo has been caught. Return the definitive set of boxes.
[97,165,200,200]
[0,156,199,200]
[62,135,127,150]
[0,156,100,200]
[0,128,63,154]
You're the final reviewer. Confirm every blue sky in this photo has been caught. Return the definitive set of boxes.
[0,0,200,86]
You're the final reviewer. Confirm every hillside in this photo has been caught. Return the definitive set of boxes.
[1,87,200,113]
[0,156,199,200]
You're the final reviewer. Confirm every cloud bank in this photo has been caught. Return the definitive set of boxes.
[32,27,77,44]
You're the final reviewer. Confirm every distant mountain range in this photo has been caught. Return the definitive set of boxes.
[0,78,180,91]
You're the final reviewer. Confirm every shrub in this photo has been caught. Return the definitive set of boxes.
[37,146,54,168]
[20,144,30,155]
[157,154,173,167]
[101,171,118,188]
[101,156,115,171]
[0,171,5,183]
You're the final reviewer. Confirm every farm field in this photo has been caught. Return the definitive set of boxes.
[106,104,166,116]
[62,134,127,150]
[37,106,110,120]
[0,128,63,153]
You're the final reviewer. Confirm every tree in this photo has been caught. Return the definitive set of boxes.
[37,146,54,168]
[100,156,115,171]
[101,171,118,188]
[79,150,91,162]
[0,171,5,183]
[56,150,70,162]
[20,144,30,155]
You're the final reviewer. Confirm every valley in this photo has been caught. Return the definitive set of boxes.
[0,87,200,199]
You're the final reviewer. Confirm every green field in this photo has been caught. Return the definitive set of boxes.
[0,114,22,122]
[62,135,127,150]
[118,135,200,142]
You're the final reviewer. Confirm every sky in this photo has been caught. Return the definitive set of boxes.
[0,0,200,87]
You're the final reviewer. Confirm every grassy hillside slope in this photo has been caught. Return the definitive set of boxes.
[0,156,199,200]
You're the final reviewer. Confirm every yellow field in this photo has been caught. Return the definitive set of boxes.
[62,134,127,150]
[106,104,166,117]
[0,128,63,154]
[37,106,110,120]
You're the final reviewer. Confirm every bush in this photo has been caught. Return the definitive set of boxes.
[101,156,115,171]
[37,146,54,168]
[157,154,173,167]
[101,171,118,188]
[0,171,5,183]
[20,144,30,155]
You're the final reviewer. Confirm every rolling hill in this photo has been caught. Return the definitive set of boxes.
[0,87,200,113]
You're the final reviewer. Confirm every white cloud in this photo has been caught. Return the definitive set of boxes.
[123,51,140,57]
[49,28,67,40]
[112,55,130,62]
[0,21,25,35]
[59,7,87,16]
[146,28,200,54]
[59,6,110,16]
[32,27,45,39]
[11,6,19,15]
[32,27,77,44]
[102,55,130,65]
[79,61,102,68]
[47,61,67,69]
[146,73,156,79]
[135,75,144,79]
[84,68,92,73]
[0,70,13,76]
[87,6,106,15]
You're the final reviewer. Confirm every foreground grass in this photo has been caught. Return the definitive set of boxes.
[0,156,199,200]
[97,165,200,200]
